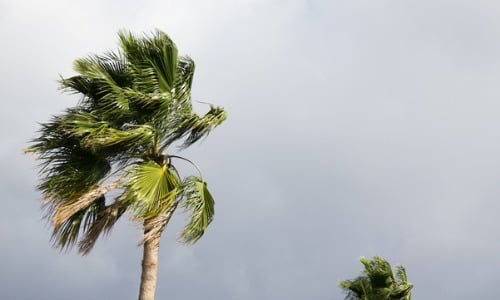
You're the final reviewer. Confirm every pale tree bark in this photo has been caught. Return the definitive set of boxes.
[139,234,160,300]
[138,203,178,300]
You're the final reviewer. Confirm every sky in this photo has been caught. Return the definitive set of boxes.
[2,0,500,299]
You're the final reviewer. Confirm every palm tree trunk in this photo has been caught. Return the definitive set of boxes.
[139,233,160,300]
[138,203,178,300]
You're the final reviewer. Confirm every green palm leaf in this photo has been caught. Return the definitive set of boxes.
[26,114,112,207]
[179,176,215,244]
[118,30,178,93]
[162,105,227,149]
[125,161,180,218]
[61,111,154,150]
[72,54,131,113]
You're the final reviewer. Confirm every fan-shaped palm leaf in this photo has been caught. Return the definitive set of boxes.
[124,161,180,219]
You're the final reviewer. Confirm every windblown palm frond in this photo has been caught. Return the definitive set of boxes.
[124,161,180,219]
[78,199,127,255]
[118,30,178,93]
[51,195,106,250]
[162,105,227,149]
[178,176,215,244]
[53,182,121,227]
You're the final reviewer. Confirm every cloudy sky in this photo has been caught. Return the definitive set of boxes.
[2,0,500,299]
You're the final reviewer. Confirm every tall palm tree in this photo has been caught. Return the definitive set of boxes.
[339,256,413,300]
[26,30,226,300]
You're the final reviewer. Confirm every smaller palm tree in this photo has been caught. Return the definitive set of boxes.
[339,256,413,300]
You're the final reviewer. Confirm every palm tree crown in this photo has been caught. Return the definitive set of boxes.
[340,256,413,300]
[26,30,226,299]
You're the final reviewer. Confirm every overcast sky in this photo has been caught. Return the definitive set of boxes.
[2,0,500,299]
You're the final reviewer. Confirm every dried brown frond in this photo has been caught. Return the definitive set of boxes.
[78,200,124,255]
[53,181,120,227]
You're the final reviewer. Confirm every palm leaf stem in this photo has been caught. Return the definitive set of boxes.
[168,155,204,181]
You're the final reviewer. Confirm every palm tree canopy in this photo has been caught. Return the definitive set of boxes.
[26,30,226,254]
[339,256,413,300]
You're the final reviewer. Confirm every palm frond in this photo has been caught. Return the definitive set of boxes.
[61,51,129,95]
[118,30,178,93]
[53,181,121,227]
[59,75,97,98]
[84,124,155,150]
[394,265,408,284]
[60,110,155,154]
[182,106,227,148]
[27,114,112,206]
[78,199,128,255]
[392,266,412,300]
[51,196,106,250]
[340,278,369,300]
[124,161,180,219]
[178,176,215,244]
[161,105,227,150]
[172,56,195,106]
[72,54,131,114]
[363,256,394,289]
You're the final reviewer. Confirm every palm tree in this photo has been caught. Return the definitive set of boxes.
[26,30,226,300]
[339,256,413,300]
